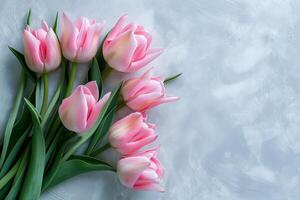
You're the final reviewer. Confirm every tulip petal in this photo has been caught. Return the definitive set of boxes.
[85,92,111,131]
[133,182,165,192]
[151,157,164,178]
[130,48,163,71]
[117,156,150,188]
[41,20,49,31]
[61,12,79,61]
[84,81,99,101]
[121,68,153,101]
[103,30,138,72]
[147,96,179,110]
[44,28,61,72]
[132,35,148,61]
[126,92,163,111]
[109,112,143,147]
[135,26,152,49]
[120,134,158,155]
[107,14,128,40]
[23,30,44,72]
[134,146,160,158]
[77,22,105,62]
[59,86,88,133]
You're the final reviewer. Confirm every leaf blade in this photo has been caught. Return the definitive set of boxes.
[19,99,45,200]
[5,148,29,200]
[26,9,32,25]
[88,57,103,96]
[52,12,59,35]
[164,73,182,83]
[8,47,36,82]
[86,108,115,155]
[0,70,26,168]
[48,155,114,189]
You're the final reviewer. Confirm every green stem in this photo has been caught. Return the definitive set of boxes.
[65,62,78,96]
[41,62,66,128]
[90,143,111,157]
[40,73,48,117]
[115,98,126,112]
[35,78,41,111]
[101,64,112,81]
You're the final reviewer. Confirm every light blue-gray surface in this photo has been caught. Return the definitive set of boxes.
[0,0,299,199]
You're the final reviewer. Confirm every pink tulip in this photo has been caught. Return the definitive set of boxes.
[59,81,110,133]
[61,13,105,62]
[117,146,164,191]
[23,20,61,73]
[109,112,157,155]
[103,15,163,72]
[122,68,178,112]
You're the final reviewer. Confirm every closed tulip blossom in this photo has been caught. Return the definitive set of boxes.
[103,15,163,72]
[23,20,61,73]
[109,112,157,155]
[59,81,110,133]
[117,147,164,191]
[61,13,105,62]
[122,68,178,112]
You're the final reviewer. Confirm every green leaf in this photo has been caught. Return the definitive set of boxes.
[0,158,20,190]
[0,70,26,168]
[164,73,182,83]
[45,127,64,164]
[26,9,32,25]
[0,180,12,199]
[86,108,115,155]
[96,32,109,72]
[52,12,59,35]
[42,139,69,191]
[20,99,45,200]
[8,47,36,82]
[7,84,35,152]
[5,148,29,200]
[0,128,30,179]
[88,58,103,96]
[47,155,114,189]
[90,143,111,157]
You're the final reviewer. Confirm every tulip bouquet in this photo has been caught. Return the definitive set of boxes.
[0,9,180,200]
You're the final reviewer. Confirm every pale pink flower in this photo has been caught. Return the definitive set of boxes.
[122,68,178,112]
[109,112,157,155]
[59,81,110,133]
[103,15,163,72]
[117,147,164,191]
[23,20,61,73]
[61,13,105,62]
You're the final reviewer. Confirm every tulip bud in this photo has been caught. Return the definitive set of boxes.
[23,20,61,73]
[117,147,164,191]
[103,15,163,72]
[59,81,110,133]
[109,112,157,155]
[122,68,178,112]
[61,13,105,62]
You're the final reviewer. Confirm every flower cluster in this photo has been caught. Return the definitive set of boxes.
[0,10,180,199]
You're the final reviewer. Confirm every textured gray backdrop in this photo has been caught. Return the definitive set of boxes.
[0,0,299,199]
